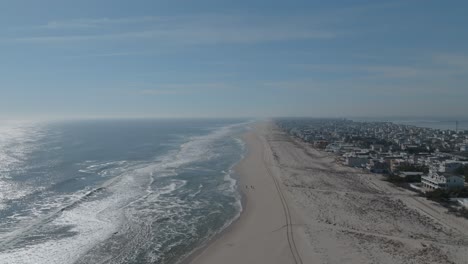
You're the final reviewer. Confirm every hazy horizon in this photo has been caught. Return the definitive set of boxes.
[1,0,468,119]
[3,115,468,124]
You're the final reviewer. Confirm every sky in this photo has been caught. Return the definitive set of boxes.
[1,0,467,119]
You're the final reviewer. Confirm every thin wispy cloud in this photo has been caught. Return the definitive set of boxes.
[136,82,233,95]
[65,50,160,58]
[432,53,468,70]
[260,77,468,97]
[292,52,468,80]
[40,16,161,29]
[260,80,330,91]
[139,89,184,95]
[359,65,431,78]
[4,14,338,45]
[268,52,468,97]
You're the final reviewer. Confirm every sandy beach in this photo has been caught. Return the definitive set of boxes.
[189,122,468,264]
[189,123,312,264]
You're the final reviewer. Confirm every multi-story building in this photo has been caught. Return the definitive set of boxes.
[421,170,465,191]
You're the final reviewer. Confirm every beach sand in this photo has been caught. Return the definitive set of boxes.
[189,123,313,264]
[189,122,468,264]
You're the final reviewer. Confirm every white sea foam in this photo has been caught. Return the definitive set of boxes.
[189,184,204,198]
[0,182,34,211]
[0,196,120,264]
[0,169,184,264]
[78,160,130,178]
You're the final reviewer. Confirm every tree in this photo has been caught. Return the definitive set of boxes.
[398,164,429,174]
[425,189,450,202]
[455,165,468,182]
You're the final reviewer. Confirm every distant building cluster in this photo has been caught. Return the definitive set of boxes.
[277,118,468,192]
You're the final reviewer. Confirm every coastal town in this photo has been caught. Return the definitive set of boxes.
[277,118,468,210]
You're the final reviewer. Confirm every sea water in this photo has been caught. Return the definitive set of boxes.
[0,119,249,264]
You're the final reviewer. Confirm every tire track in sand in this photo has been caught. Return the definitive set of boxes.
[260,133,303,264]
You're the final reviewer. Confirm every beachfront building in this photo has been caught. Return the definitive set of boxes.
[460,144,468,152]
[371,144,386,152]
[345,156,369,168]
[313,140,329,149]
[389,158,407,173]
[421,170,465,191]
[325,142,341,153]
[367,159,390,173]
[439,160,464,173]
[398,171,424,181]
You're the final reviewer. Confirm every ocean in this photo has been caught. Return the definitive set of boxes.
[0,119,250,264]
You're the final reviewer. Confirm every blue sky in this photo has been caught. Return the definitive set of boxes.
[1,0,467,119]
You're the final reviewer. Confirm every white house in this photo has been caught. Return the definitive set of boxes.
[421,170,465,191]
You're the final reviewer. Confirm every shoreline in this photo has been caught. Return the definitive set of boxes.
[179,127,251,264]
[186,122,310,264]
[179,163,249,264]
